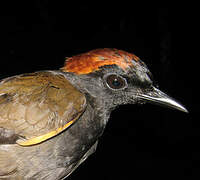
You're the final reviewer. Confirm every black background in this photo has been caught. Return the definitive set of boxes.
[0,2,198,179]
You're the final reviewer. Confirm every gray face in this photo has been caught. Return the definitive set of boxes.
[99,65,153,105]
[75,63,151,107]
[76,63,187,113]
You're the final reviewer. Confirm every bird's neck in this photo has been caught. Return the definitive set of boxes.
[55,71,112,124]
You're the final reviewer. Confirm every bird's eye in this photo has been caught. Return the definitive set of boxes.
[105,74,127,90]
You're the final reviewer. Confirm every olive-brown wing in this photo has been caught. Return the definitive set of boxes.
[0,71,86,146]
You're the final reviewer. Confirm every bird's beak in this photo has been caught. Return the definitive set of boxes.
[138,87,188,113]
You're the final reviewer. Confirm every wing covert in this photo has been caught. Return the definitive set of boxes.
[0,71,86,146]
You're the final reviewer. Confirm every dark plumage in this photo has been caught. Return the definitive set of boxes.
[0,49,187,179]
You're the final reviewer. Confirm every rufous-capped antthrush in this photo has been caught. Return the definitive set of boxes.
[0,48,187,179]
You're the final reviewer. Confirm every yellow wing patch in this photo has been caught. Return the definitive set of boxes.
[16,117,76,146]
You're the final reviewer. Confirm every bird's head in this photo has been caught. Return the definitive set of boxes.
[61,48,188,113]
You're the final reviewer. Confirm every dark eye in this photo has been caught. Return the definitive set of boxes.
[105,74,127,90]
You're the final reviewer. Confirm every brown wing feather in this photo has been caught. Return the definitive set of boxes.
[0,71,86,146]
[0,150,17,176]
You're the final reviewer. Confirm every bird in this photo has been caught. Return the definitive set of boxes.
[0,48,187,180]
